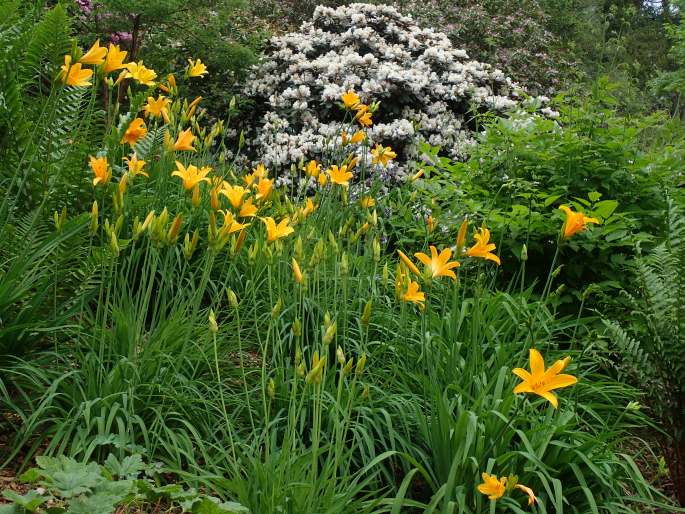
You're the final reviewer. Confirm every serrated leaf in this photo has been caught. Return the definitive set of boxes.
[66,492,119,514]
[191,497,250,514]
[104,454,144,479]
[2,489,46,510]
[18,467,41,483]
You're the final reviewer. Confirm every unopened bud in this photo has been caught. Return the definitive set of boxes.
[340,252,349,275]
[89,201,99,235]
[271,297,283,318]
[323,321,337,344]
[336,346,345,365]
[227,288,239,309]
[520,243,528,262]
[355,353,367,376]
[109,231,120,256]
[208,309,218,333]
[361,300,373,326]
[267,378,276,400]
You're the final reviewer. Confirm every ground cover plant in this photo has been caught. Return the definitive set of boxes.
[1,1,685,513]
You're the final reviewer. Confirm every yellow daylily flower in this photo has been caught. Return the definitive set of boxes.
[401,280,425,310]
[123,153,148,177]
[221,184,247,209]
[328,165,353,186]
[350,130,366,144]
[305,160,321,178]
[103,44,127,74]
[414,246,460,280]
[255,177,273,202]
[371,144,397,167]
[300,198,317,218]
[262,217,294,243]
[239,198,258,218]
[477,473,506,501]
[219,210,249,235]
[341,89,360,109]
[120,117,147,146]
[187,58,208,78]
[123,61,157,86]
[244,163,268,186]
[89,155,111,186]
[513,348,578,408]
[359,196,375,208]
[356,108,373,127]
[173,128,196,152]
[79,40,107,65]
[58,55,93,87]
[466,227,500,265]
[144,95,171,123]
[171,161,211,190]
[559,205,600,239]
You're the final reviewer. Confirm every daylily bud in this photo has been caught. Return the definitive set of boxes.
[292,319,302,337]
[340,252,349,275]
[271,297,283,318]
[382,263,389,285]
[109,231,120,256]
[323,321,337,344]
[292,257,304,284]
[323,311,332,330]
[306,353,325,385]
[361,300,373,326]
[327,230,339,254]
[234,229,247,254]
[410,169,424,182]
[227,288,239,309]
[208,309,218,333]
[141,210,155,232]
[372,237,381,262]
[183,229,200,260]
[521,243,528,262]
[626,401,641,411]
[294,236,304,261]
[191,184,201,208]
[342,357,355,376]
[89,201,99,235]
[456,218,468,254]
[361,385,370,399]
[267,378,276,400]
[166,214,183,243]
[53,207,66,233]
[210,188,220,211]
[296,360,306,377]
[114,214,124,236]
[336,346,345,365]
[355,353,367,376]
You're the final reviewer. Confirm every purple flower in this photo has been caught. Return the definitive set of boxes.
[110,32,132,45]
[75,0,93,14]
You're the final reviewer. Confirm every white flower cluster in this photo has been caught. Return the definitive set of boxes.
[243,2,548,180]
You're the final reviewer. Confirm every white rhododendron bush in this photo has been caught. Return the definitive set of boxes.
[243,2,548,183]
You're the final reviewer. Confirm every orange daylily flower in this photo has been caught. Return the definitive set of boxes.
[559,205,600,239]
